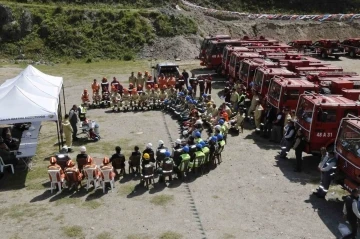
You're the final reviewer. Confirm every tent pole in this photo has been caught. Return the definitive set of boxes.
[62,85,67,113]
[58,103,64,148]
[56,120,61,151]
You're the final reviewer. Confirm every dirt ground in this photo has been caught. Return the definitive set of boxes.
[0,56,359,239]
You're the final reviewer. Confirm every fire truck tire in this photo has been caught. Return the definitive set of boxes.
[349,51,356,58]
[335,56,340,60]
[321,52,327,58]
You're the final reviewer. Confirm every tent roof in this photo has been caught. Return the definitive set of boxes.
[23,65,63,88]
[0,86,58,124]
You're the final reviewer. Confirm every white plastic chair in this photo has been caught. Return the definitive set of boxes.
[48,169,63,193]
[0,156,14,174]
[100,168,114,193]
[84,167,99,191]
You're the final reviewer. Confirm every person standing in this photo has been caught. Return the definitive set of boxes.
[254,99,264,131]
[342,188,360,239]
[271,108,285,143]
[128,72,136,86]
[262,105,276,138]
[313,151,337,198]
[69,105,79,141]
[62,114,73,152]
[182,69,189,88]
[293,129,306,172]
[198,76,205,96]
[230,88,239,112]
[279,120,296,158]
[189,74,198,97]
[205,74,212,94]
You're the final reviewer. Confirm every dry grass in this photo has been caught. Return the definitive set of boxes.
[150,194,174,206]
[118,183,137,196]
[54,213,65,221]
[126,234,151,239]
[222,233,236,239]
[55,197,81,206]
[158,231,183,239]
[61,225,85,238]
[82,200,102,209]
[96,232,113,239]
[0,204,43,221]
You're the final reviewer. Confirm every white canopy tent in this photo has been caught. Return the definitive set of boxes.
[0,65,65,154]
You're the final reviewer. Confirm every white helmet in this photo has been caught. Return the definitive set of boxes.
[146,143,152,149]
[175,139,181,145]
[80,146,86,152]
[215,125,221,131]
[158,140,164,146]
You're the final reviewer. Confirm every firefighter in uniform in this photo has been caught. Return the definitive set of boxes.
[78,104,87,122]
[131,88,140,109]
[248,89,259,117]
[137,73,145,89]
[167,75,176,89]
[145,84,152,94]
[136,72,143,87]
[175,146,190,178]
[177,76,185,91]
[230,88,239,112]
[234,109,246,133]
[158,73,167,89]
[83,156,101,179]
[159,87,168,102]
[149,88,159,107]
[205,74,212,94]
[101,77,109,93]
[189,75,198,97]
[64,160,83,189]
[91,79,100,94]
[154,84,161,94]
[146,76,154,88]
[100,157,116,181]
[254,99,264,131]
[121,88,131,110]
[139,91,148,109]
[110,86,121,112]
[48,157,65,181]
[313,151,337,198]
[129,72,137,86]
[81,89,90,106]
[279,120,295,158]
[343,188,360,239]
[111,77,120,92]
[198,76,205,96]
[92,90,101,106]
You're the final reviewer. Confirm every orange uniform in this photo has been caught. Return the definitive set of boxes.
[167,77,176,88]
[158,76,167,89]
[100,157,115,180]
[91,82,100,93]
[81,90,90,103]
[48,157,65,180]
[83,157,101,178]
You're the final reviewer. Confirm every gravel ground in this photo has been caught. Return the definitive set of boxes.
[0,57,359,239]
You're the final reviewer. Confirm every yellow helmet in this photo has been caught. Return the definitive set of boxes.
[143,153,150,160]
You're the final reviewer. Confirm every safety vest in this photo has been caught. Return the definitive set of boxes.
[202,147,210,163]
[219,140,225,147]
[189,151,205,168]
[194,138,203,144]
[79,106,87,117]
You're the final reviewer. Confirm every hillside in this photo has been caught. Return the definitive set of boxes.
[1,0,360,62]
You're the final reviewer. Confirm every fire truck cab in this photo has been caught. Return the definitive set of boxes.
[267,77,319,110]
[335,114,360,191]
[340,38,360,58]
[287,40,313,51]
[294,66,343,76]
[239,58,278,90]
[222,46,254,76]
[199,35,231,60]
[311,39,346,59]
[229,52,261,81]
[252,67,297,98]
[296,93,360,154]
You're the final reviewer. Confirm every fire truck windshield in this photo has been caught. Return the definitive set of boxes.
[268,81,281,100]
[296,97,314,123]
[201,39,208,49]
[253,70,264,87]
[338,123,360,157]
[239,62,249,76]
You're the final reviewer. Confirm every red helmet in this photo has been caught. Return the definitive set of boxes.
[86,156,93,164]
[66,160,75,167]
[146,84,152,89]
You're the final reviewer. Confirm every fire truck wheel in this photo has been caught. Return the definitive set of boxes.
[335,56,340,60]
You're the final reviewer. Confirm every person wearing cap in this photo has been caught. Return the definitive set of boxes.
[313,151,337,198]
[64,160,83,190]
[172,139,183,164]
[208,136,218,164]
[194,131,203,144]
[189,144,205,170]
[217,134,226,148]
[200,141,210,167]
[293,129,306,172]
[100,157,116,180]
[254,99,264,131]
[129,72,137,86]
[48,157,65,181]
[62,114,73,152]
[343,188,360,239]
[143,143,155,163]
[279,120,296,158]
[110,85,121,112]
[141,153,152,176]
[111,77,120,92]
[157,150,174,182]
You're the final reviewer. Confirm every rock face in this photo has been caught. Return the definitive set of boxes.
[0,4,13,27]
[20,9,32,36]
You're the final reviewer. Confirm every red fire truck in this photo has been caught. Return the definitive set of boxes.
[310,39,346,59]
[252,67,297,98]
[228,52,262,81]
[287,40,313,51]
[294,66,343,76]
[335,114,360,191]
[340,38,360,58]
[267,77,319,110]
[221,46,254,75]
[295,93,360,154]
[239,58,278,89]
[198,35,231,60]
[246,43,293,51]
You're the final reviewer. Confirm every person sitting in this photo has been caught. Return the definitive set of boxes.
[110,146,126,176]
[76,146,90,172]
[4,133,18,151]
[217,134,226,148]
[194,131,203,144]
[64,160,83,190]
[187,136,195,146]
[83,156,101,179]
[110,86,121,112]
[81,89,90,105]
[131,88,140,108]
[100,157,116,181]
[141,153,152,176]
[48,157,65,181]
[0,137,18,170]
[101,77,109,93]
[142,143,155,163]
[157,150,174,182]
[0,137,9,151]
[92,90,101,106]
[189,144,205,171]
